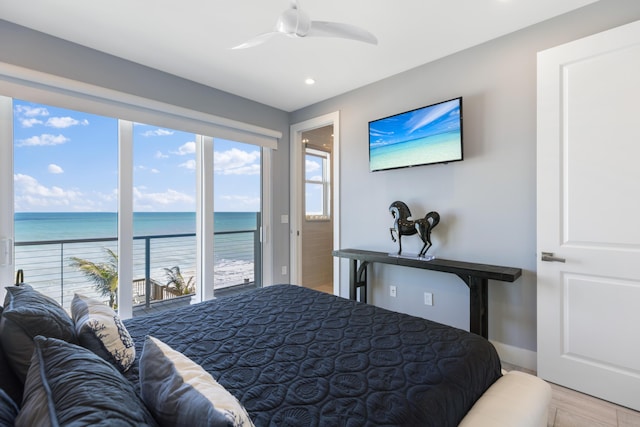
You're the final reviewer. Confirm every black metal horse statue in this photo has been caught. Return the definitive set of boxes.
[389,201,440,258]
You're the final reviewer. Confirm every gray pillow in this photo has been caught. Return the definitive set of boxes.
[0,304,23,405]
[71,293,135,372]
[140,335,254,427]
[16,336,157,427]
[0,285,77,383]
[0,338,22,408]
[0,388,18,427]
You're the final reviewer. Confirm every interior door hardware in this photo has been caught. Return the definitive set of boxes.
[541,252,566,263]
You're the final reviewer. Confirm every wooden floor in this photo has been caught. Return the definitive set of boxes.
[502,362,640,427]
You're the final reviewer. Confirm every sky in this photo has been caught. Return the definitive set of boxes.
[369,98,461,148]
[12,99,262,213]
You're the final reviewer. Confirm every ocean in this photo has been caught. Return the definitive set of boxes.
[14,211,257,241]
[14,212,259,308]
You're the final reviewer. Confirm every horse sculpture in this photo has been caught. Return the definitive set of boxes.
[389,201,440,258]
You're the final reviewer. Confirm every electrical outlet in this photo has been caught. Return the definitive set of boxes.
[281,266,287,275]
[424,292,433,306]
[390,285,397,297]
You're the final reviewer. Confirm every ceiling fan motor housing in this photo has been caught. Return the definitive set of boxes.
[277,7,311,37]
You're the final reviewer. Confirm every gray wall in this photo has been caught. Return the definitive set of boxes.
[0,19,292,285]
[291,0,640,353]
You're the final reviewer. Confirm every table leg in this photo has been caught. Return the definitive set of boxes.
[349,259,358,300]
[468,276,488,339]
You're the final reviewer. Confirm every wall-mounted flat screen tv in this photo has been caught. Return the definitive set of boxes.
[369,97,463,172]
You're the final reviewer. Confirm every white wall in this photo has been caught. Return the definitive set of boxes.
[291,0,640,362]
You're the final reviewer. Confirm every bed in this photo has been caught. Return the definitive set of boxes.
[1,283,551,426]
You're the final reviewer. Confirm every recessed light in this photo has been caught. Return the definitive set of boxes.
[305,78,316,85]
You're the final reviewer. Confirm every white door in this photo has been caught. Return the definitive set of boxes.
[537,20,640,410]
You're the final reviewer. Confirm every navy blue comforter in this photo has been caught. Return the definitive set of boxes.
[124,284,501,426]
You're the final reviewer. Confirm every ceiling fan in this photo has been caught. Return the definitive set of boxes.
[232,0,378,49]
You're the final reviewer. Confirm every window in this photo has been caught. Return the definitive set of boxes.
[13,99,119,308]
[305,147,331,220]
[4,98,271,316]
[133,123,197,307]
[213,139,262,295]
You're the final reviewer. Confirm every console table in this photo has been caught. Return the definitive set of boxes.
[332,248,522,339]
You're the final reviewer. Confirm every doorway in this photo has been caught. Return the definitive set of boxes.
[290,112,340,296]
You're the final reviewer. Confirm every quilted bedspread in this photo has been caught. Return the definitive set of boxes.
[123,284,501,426]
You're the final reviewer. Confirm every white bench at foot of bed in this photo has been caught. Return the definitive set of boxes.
[459,370,552,427]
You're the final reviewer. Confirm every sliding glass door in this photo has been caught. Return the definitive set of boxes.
[213,138,262,296]
[4,98,268,315]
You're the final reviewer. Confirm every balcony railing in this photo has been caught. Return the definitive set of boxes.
[14,228,261,313]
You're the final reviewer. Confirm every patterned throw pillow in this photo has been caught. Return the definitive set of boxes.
[71,293,135,372]
[140,335,254,427]
[16,336,157,427]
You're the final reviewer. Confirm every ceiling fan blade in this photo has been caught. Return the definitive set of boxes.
[308,21,378,45]
[231,32,278,50]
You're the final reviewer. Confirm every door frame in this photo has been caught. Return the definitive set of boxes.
[290,112,340,295]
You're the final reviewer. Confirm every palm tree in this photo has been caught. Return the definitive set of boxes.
[69,248,119,308]
[163,266,195,296]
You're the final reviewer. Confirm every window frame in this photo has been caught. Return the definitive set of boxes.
[304,147,331,221]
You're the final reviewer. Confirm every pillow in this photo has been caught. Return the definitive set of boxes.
[0,339,22,408]
[140,335,254,427]
[0,388,18,427]
[0,285,77,383]
[71,293,135,372]
[15,336,157,427]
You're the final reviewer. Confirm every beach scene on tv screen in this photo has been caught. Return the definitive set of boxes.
[369,98,462,171]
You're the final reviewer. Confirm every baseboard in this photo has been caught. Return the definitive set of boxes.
[490,340,537,372]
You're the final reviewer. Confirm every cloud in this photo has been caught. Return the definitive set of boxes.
[179,159,196,170]
[14,173,82,209]
[155,151,169,159]
[45,116,89,128]
[16,134,70,147]
[14,106,89,129]
[14,105,48,128]
[20,118,43,128]
[219,164,260,175]
[134,187,195,208]
[214,148,260,175]
[15,105,49,117]
[141,128,175,137]
[48,164,64,174]
[305,159,321,173]
[407,99,458,134]
[172,141,196,155]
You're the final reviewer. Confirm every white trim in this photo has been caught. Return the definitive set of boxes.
[0,62,282,148]
[491,340,537,372]
[332,113,341,297]
[0,96,14,299]
[117,121,134,319]
[196,136,215,301]
[290,112,340,295]
[261,147,274,287]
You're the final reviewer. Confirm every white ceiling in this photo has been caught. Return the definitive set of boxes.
[0,0,598,112]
